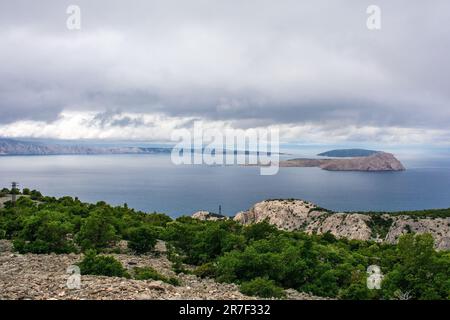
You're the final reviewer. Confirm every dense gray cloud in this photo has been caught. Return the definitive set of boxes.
[0,0,450,143]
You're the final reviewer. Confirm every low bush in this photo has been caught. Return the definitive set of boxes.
[194,262,217,278]
[76,210,117,250]
[127,226,157,254]
[13,210,76,254]
[133,266,180,286]
[239,277,285,298]
[78,250,129,278]
[29,190,43,201]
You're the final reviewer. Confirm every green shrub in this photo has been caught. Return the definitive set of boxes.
[381,233,450,300]
[76,209,117,250]
[194,262,217,278]
[166,244,190,274]
[240,277,285,298]
[15,196,35,208]
[29,190,43,201]
[133,266,180,286]
[13,239,61,254]
[14,239,40,253]
[244,222,278,242]
[78,250,129,278]
[127,226,157,254]
[321,231,337,243]
[144,213,173,227]
[166,277,181,286]
[133,266,165,281]
[14,210,76,254]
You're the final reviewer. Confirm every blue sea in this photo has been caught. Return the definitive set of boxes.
[1,153,450,217]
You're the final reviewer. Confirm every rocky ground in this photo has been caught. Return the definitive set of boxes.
[0,240,320,300]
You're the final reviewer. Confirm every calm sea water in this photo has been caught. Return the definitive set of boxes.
[1,154,450,217]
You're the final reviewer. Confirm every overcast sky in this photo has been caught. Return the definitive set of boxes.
[0,0,449,146]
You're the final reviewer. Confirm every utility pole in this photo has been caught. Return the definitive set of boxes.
[11,182,19,206]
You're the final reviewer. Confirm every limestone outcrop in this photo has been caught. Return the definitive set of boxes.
[233,200,449,249]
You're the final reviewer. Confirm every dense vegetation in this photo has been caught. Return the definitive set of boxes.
[317,149,379,157]
[360,209,450,219]
[0,189,449,300]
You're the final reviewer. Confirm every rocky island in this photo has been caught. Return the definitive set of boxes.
[280,151,405,171]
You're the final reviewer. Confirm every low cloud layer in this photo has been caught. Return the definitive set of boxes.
[1,1,449,145]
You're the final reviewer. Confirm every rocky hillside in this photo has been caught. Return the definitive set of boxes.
[280,152,405,171]
[0,240,321,300]
[233,200,450,250]
[191,211,228,221]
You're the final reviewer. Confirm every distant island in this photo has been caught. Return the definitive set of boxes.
[280,150,405,171]
[317,148,379,157]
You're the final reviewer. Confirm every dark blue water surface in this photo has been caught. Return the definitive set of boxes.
[1,154,450,217]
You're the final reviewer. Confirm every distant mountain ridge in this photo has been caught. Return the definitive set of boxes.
[0,138,279,156]
[0,138,171,156]
[317,148,379,157]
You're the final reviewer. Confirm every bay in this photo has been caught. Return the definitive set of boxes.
[1,154,450,217]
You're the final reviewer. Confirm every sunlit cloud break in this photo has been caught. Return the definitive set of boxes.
[0,111,448,146]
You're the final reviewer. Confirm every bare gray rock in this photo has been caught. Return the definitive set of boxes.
[234,200,449,249]
[192,211,228,221]
[385,216,450,250]
[0,240,13,253]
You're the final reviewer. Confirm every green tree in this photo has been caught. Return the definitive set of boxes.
[76,209,117,250]
[244,221,278,242]
[127,225,158,254]
[14,210,75,253]
[78,250,129,277]
[382,233,450,299]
